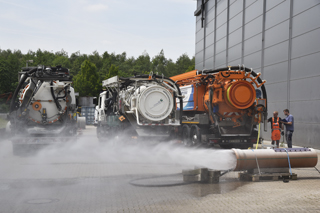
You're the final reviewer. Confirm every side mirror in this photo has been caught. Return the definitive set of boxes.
[93,97,97,105]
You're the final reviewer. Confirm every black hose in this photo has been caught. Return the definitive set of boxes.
[50,81,62,111]
[202,75,215,82]
[56,86,68,100]
[9,68,37,112]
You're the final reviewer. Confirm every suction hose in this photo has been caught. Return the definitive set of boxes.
[9,68,37,112]
[232,148,318,171]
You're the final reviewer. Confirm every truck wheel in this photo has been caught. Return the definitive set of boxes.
[182,125,191,146]
[220,144,232,149]
[190,125,201,146]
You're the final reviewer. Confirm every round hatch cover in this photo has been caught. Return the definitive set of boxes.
[137,86,173,122]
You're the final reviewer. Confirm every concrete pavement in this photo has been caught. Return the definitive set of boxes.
[0,126,319,213]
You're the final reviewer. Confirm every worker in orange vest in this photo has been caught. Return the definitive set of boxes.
[268,111,283,148]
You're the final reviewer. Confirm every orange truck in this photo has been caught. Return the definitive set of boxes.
[171,66,267,149]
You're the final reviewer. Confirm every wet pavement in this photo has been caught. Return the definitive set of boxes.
[0,126,319,213]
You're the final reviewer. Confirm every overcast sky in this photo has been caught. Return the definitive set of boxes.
[0,0,196,61]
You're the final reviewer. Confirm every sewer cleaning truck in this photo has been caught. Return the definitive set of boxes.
[170,65,267,149]
[7,65,79,155]
[95,73,182,142]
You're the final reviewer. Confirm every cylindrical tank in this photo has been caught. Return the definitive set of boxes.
[232,148,318,171]
[226,81,256,109]
[136,85,174,122]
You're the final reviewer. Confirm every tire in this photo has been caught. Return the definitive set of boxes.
[219,144,232,149]
[190,125,201,147]
[182,125,191,146]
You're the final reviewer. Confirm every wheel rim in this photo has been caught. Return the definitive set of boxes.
[191,128,199,146]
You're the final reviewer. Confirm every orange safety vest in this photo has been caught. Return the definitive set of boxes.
[271,117,281,140]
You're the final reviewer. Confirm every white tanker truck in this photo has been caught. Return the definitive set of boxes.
[7,65,79,155]
[95,73,183,142]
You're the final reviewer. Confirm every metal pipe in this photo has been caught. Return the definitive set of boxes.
[232,148,318,171]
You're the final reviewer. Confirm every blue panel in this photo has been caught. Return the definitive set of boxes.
[177,85,194,110]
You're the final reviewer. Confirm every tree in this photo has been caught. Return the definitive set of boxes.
[152,49,168,76]
[105,64,119,79]
[175,53,193,75]
[0,58,12,94]
[52,55,71,68]
[74,60,101,97]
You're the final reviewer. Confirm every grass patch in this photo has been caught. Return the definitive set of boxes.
[0,117,8,129]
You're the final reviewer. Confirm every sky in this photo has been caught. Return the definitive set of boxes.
[0,0,196,61]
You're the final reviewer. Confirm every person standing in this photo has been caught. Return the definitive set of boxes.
[268,111,283,148]
[281,109,294,148]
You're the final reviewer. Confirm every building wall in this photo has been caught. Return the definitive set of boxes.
[195,0,320,148]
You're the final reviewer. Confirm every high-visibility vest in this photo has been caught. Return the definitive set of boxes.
[271,117,281,140]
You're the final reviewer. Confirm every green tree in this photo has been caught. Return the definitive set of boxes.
[52,55,71,68]
[151,49,168,76]
[106,64,119,79]
[0,58,12,94]
[74,60,101,97]
[175,53,193,75]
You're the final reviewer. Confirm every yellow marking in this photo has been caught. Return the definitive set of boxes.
[182,121,200,124]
